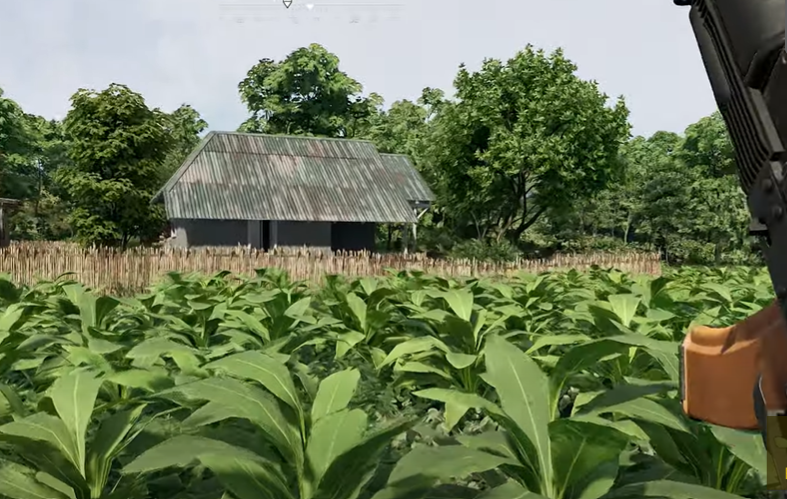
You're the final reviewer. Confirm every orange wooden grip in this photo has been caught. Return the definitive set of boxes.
[681,301,787,429]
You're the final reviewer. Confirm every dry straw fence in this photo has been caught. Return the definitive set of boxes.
[0,242,662,294]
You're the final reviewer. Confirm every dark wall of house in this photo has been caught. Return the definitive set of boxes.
[262,221,270,251]
[171,219,248,247]
[169,218,376,251]
[331,222,376,252]
[275,221,331,249]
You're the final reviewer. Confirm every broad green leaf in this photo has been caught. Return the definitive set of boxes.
[370,347,387,368]
[311,368,361,423]
[709,425,766,477]
[550,339,628,414]
[161,377,300,464]
[168,350,205,376]
[456,431,517,460]
[205,351,303,418]
[444,400,472,432]
[378,337,449,368]
[63,346,113,373]
[86,405,146,497]
[126,337,193,360]
[285,297,313,320]
[442,289,474,321]
[123,435,266,474]
[107,368,174,392]
[335,331,366,359]
[63,285,120,332]
[306,408,366,484]
[0,383,27,417]
[378,446,510,496]
[223,310,270,342]
[568,415,649,441]
[583,397,689,433]
[198,453,293,499]
[0,413,81,473]
[182,401,240,428]
[292,361,319,401]
[575,382,674,414]
[0,461,71,499]
[476,480,542,498]
[86,337,122,355]
[0,303,26,341]
[314,417,415,499]
[48,370,104,475]
[702,283,733,303]
[607,294,641,327]
[606,334,677,354]
[414,388,497,413]
[483,335,552,488]
[602,479,744,498]
[445,352,477,370]
[573,461,619,499]
[525,334,590,355]
[345,293,367,331]
[549,419,628,498]
[396,362,452,380]
[646,349,680,382]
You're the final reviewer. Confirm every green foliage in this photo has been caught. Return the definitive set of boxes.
[0,88,40,200]
[417,46,630,244]
[448,239,520,263]
[58,84,174,247]
[238,43,382,138]
[0,45,762,264]
[0,266,772,498]
[537,114,755,265]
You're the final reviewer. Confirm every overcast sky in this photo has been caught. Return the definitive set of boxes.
[1,0,716,138]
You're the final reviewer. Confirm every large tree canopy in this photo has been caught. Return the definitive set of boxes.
[0,88,37,199]
[59,84,174,247]
[237,43,381,138]
[423,46,631,243]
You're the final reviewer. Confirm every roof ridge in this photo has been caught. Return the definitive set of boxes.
[198,149,377,161]
[211,131,376,145]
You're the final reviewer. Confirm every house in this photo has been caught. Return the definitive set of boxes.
[151,132,434,252]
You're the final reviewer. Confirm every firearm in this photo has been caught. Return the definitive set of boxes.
[677,0,787,471]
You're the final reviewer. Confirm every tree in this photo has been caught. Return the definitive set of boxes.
[539,114,756,265]
[9,115,72,240]
[361,87,444,159]
[237,44,381,138]
[159,104,208,182]
[0,88,36,200]
[59,84,173,247]
[424,46,630,243]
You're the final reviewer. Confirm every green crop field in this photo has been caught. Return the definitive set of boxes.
[0,266,775,499]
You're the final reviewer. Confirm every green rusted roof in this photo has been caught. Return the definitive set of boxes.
[153,132,421,223]
[379,154,434,204]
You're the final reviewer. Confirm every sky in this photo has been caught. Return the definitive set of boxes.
[0,0,718,138]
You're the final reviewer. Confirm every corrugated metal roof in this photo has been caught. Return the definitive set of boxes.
[379,154,435,203]
[153,132,419,223]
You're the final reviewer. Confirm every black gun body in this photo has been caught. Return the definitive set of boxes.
[681,0,787,437]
